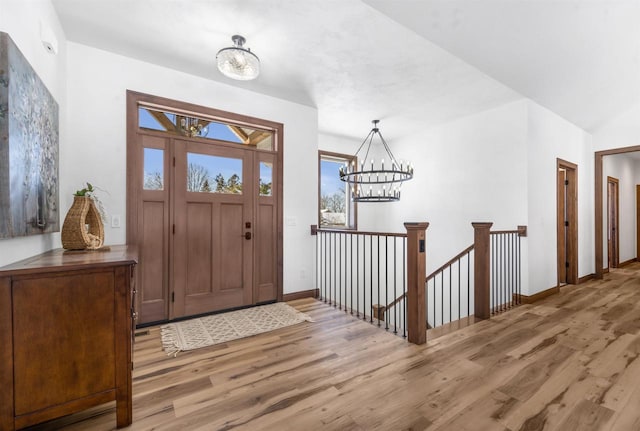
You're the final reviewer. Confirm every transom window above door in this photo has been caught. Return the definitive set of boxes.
[138,106,274,150]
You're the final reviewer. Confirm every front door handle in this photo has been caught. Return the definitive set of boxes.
[245,232,252,240]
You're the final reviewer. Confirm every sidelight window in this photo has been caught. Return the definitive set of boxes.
[259,162,273,196]
[143,148,164,190]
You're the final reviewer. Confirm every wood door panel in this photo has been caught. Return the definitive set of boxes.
[175,141,253,317]
[257,202,276,302]
[140,200,167,321]
[220,203,244,291]
[13,272,115,415]
[136,134,170,324]
[186,202,213,295]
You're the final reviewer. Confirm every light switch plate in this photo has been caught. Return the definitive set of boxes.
[111,215,121,228]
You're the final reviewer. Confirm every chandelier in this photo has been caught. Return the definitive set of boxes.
[180,117,208,137]
[216,35,260,81]
[339,120,413,202]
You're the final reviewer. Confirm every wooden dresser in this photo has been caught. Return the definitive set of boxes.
[0,245,137,430]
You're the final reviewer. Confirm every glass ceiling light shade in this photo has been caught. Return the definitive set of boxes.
[216,35,260,81]
[339,120,413,202]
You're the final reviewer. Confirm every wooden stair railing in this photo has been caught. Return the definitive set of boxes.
[373,223,527,337]
[315,222,429,345]
[373,243,474,323]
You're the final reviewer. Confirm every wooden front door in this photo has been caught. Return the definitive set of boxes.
[127,91,283,325]
[607,176,619,268]
[172,141,254,317]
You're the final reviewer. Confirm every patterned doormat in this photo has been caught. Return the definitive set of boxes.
[161,302,313,355]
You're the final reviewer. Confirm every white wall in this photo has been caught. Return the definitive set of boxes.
[380,100,530,288]
[526,101,594,293]
[0,0,67,266]
[592,103,640,151]
[602,154,640,265]
[64,42,318,294]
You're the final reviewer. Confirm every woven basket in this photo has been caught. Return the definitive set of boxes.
[61,196,105,250]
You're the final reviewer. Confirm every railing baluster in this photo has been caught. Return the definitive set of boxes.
[394,237,397,334]
[458,259,461,321]
[403,236,406,338]
[356,234,360,317]
[369,235,373,324]
[338,233,342,310]
[467,250,470,318]
[501,233,505,311]
[449,265,452,325]
[350,234,353,314]
[326,233,329,304]
[510,233,514,308]
[440,273,443,327]
[517,234,522,304]
[496,233,499,312]
[377,236,381,327]
[385,236,389,330]
[498,233,501,311]
[330,232,334,307]
[432,278,435,329]
[491,236,497,314]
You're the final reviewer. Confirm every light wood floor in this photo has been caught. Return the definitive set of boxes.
[26,264,640,430]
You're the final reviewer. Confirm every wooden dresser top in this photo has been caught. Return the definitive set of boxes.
[0,245,138,276]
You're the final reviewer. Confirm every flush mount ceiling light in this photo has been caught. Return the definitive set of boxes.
[339,120,413,202]
[216,35,260,81]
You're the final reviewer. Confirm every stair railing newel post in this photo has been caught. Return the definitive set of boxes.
[404,222,429,345]
[472,222,493,320]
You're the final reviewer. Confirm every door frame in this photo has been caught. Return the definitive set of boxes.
[607,176,619,269]
[126,91,284,322]
[595,145,640,278]
[557,158,578,285]
[636,185,640,261]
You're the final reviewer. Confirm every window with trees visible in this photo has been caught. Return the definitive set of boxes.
[186,153,243,194]
[319,151,356,229]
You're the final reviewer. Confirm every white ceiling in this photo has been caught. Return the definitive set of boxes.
[52,0,639,140]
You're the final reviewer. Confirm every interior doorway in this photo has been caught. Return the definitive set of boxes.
[637,185,640,261]
[126,91,283,325]
[594,146,640,278]
[607,176,619,269]
[557,159,578,285]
